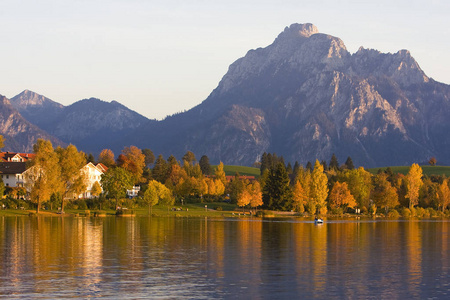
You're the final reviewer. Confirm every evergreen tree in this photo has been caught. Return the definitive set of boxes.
[152,155,169,183]
[320,160,328,171]
[260,152,270,174]
[329,153,339,170]
[199,155,212,175]
[262,162,293,211]
[142,149,155,166]
[306,161,313,172]
[167,155,178,167]
[86,153,96,164]
[345,156,355,170]
[286,162,293,175]
[293,161,301,179]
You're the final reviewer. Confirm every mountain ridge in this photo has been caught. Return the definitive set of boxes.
[4,23,450,167]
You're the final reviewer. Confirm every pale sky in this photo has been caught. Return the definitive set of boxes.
[1,0,449,120]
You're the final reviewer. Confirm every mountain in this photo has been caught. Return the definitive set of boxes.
[10,90,64,129]
[10,91,151,154]
[0,95,64,152]
[122,23,450,167]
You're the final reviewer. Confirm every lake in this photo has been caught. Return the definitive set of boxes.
[0,216,449,299]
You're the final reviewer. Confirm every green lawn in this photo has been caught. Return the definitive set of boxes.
[368,165,450,177]
[212,165,260,177]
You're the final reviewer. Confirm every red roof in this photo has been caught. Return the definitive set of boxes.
[0,152,35,162]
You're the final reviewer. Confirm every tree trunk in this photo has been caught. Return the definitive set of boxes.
[36,198,40,214]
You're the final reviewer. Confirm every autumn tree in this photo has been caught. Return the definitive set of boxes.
[98,149,115,168]
[215,162,227,186]
[296,167,313,214]
[329,181,357,212]
[0,135,4,150]
[310,160,328,215]
[428,157,437,166]
[0,179,5,199]
[249,181,263,212]
[182,151,196,165]
[91,181,102,198]
[25,139,63,213]
[437,179,450,212]
[237,188,251,212]
[337,167,372,210]
[405,163,423,209]
[119,146,146,184]
[226,173,246,204]
[144,180,173,214]
[56,144,87,212]
[371,173,399,213]
[101,167,133,210]
[292,180,307,213]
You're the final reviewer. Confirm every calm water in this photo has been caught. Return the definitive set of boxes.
[0,216,449,299]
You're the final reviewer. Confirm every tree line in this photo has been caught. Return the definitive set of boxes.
[1,136,450,216]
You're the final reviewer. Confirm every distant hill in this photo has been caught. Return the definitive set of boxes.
[0,94,64,152]
[10,90,152,154]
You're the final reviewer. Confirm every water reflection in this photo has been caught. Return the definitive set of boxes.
[0,216,450,298]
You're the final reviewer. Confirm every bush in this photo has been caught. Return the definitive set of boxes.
[215,206,223,211]
[387,209,400,219]
[330,207,343,216]
[256,210,274,217]
[401,207,411,218]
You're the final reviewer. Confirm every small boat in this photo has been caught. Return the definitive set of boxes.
[314,217,324,224]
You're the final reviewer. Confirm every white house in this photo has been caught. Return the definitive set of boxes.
[79,162,106,199]
[0,162,27,187]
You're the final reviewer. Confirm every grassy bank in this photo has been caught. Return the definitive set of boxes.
[368,165,450,176]
[212,165,260,177]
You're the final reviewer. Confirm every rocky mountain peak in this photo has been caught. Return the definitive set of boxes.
[276,23,319,39]
[10,89,63,109]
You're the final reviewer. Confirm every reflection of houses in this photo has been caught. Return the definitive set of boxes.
[79,162,108,199]
[0,152,35,187]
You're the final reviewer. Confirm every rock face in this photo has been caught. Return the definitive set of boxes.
[0,95,63,152]
[10,91,151,154]
[126,23,450,167]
